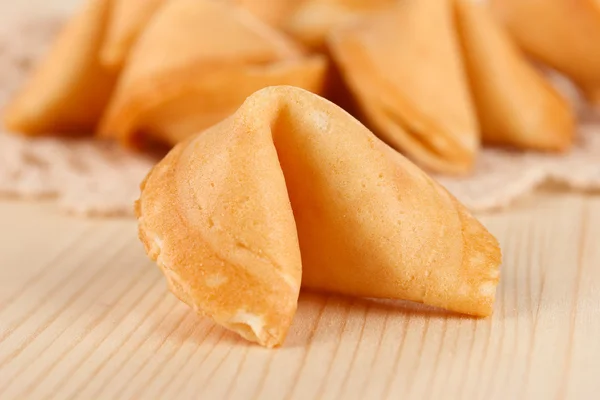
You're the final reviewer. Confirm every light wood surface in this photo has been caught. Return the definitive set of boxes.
[0,192,599,399]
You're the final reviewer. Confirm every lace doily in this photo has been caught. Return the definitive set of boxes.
[0,15,598,217]
[0,15,155,216]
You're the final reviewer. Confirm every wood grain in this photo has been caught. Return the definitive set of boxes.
[0,192,599,399]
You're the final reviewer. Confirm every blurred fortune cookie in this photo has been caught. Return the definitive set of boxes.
[455,0,574,151]
[99,0,327,148]
[100,0,166,69]
[3,0,118,136]
[136,86,502,347]
[329,0,479,175]
[3,0,586,177]
[490,0,600,106]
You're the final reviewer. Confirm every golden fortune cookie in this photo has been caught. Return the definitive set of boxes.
[490,0,600,106]
[329,0,479,175]
[99,0,326,148]
[136,86,502,347]
[455,0,575,151]
[4,0,118,136]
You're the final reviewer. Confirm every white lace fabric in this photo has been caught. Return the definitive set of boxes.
[0,15,598,217]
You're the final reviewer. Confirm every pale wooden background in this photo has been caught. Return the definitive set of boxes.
[1,1,600,399]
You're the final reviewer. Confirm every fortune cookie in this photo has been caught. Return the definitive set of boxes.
[329,0,478,175]
[490,0,600,105]
[283,0,396,51]
[136,86,501,347]
[99,0,326,148]
[3,0,118,136]
[455,0,574,151]
[100,0,166,69]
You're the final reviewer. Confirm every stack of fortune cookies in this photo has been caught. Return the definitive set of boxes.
[4,0,327,149]
[98,0,327,148]
[4,0,581,175]
[329,0,574,174]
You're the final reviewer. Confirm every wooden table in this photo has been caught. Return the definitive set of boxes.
[0,192,599,399]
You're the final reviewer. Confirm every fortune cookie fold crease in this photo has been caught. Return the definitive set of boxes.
[136,86,502,347]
